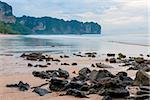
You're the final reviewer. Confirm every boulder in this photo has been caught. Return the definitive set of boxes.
[78,67,91,76]
[57,68,69,79]
[66,89,88,98]
[133,70,150,86]
[102,95,112,100]
[32,71,51,79]
[66,81,86,90]
[95,70,114,82]
[6,81,30,91]
[104,88,129,98]
[80,84,90,91]
[49,78,68,91]
[18,81,30,91]
[109,58,116,63]
[107,53,115,57]
[89,70,99,81]
[72,63,77,66]
[116,71,127,77]
[118,53,126,59]
[134,57,144,64]
[95,63,113,68]
[33,87,51,96]
[143,67,150,72]
[126,95,150,100]
[27,63,33,67]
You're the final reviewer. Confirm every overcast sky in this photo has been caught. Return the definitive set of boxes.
[1,0,149,34]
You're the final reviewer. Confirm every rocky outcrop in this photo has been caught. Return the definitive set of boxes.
[133,70,150,86]
[0,1,16,23]
[16,16,101,34]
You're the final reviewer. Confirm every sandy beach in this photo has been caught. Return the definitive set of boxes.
[0,35,150,100]
[0,53,140,100]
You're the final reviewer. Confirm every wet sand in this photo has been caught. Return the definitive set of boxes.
[0,54,138,100]
[0,34,19,38]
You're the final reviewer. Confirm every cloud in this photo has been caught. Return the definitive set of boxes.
[1,0,148,34]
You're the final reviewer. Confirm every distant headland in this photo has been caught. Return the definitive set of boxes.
[0,1,101,35]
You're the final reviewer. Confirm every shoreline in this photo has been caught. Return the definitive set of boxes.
[109,41,150,47]
[0,34,19,38]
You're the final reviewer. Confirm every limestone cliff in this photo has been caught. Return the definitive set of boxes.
[0,1,16,23]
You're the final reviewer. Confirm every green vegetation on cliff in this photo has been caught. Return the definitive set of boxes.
[0,21,16,34]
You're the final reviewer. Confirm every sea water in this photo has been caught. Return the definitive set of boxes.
[0,33,149,56]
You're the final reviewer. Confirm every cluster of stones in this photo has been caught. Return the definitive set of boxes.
[6,52,150,99]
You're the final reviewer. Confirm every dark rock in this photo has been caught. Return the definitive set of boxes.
[20,53,27,57]
[105,58,109,62]
[27,63,33,67]
[6,81,30,91]
[47,63,51,65]
[80,84,90,91]
[72,71,76,74]
[116,71,127,77]
[57,68,69,79]
[127,67,138,70]
[133,70,150,86]
[61,63,70,66]
[137,90,150,95]
[118,53,126,59]
[95,63,113,68]
[91,64,96,67]
[33,87,51,96]
[71,75,87,82]
[66,81,86,90]
[18,81,30,91]
[39,59,44,61]
[78,67,91,77]
[72,63,77,66]
[26,56,38,61]
[64,55,69,58]
[102,95,112,100]
[103,88,129,98]
[143,67,150,72]
[85,52,96,58]
[140,54,144,56]
[109,58,116,63]
[52,59,60,62]
[66,89,88,98]
[126,95,150,100]
[6,84,18,88]
[39,65,48,68]
[140,86,150,91]
[101,77,123,88]
[134,57,144,64]
[60,55,63,58]
[49,78,68,91]
[32,71,51,79]
[88,88,98,94]
[93,70,114,82]
[27,53,43,61]
[107,53,115,57]
[121,63,132,66]
[34,65,39,67]
[89,70,98,81]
